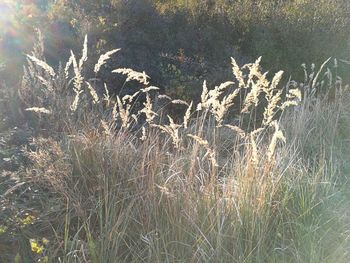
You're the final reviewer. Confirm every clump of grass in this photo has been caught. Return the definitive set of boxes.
[8,34,350,262]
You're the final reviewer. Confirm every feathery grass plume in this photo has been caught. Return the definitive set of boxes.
[79,35,88,69]
[70,90,83,112]
[251,127,265,137]
[25,107,51,114]
[218,81,235,91]
[116,96,132,128]
[198,81,227,110]
[231,57,246,88]
[187,134,218,167]
[65,53,74,79]
[225,125,246,138]
[70,50,83,93]
[69,36,90,99]
[26,55,56,78]
[265,71,284,97]
[140,86,159,93]
[241,58,270,113]
[247,56,264,82]
[122,91,140,104]
[140,93,157,124]
[197,80,209,111]
[207,84,223,105]
[152,116,181,148]
[287,89,302,100]
[85,82,99,104]
[213,87,240,125]
[171,99,189,106]
[112,101,118,120]
[280,88,302,110]
[241,83,263,113]
[103,83,111,106]
[112,68,150,85]
[267,121,286,161]
[208,81,233,102]
[140,126,147,141]
[263,89,282,126]
[242,75,269,113]
[94,49,120,73]
[158,94,172,100]
[183,101,193,129]
[280,100,299,110]
[197,79,239,124]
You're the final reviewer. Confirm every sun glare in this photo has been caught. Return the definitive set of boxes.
[0,1,16,23]
[0,0,39,66]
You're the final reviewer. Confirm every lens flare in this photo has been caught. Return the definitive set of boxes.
[0,0,42,81]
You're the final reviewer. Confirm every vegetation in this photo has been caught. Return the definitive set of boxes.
[1,0,350,262]
[2,1,350,93]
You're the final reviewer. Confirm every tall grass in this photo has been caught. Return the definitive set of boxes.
[3,34,350,262]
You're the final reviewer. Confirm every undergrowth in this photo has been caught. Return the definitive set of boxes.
[1,32,350,263]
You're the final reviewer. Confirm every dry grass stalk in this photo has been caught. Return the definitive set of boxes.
[78,35,88,69]
[70,50,83,93]
[197,80,209,111]
[197,80,239,125]
[140,93,157,124]
[152,115,181,148]
[116,96,132,128]
[241,57,270,113]
[70,90,83,112]
[267,121,286,161]
[187,134,218,167]
[122,91,140,104]
[65,53,74,79]
[241,77,267,113]
[183,101,193,129]
[112,101,118,120]
[171,99,189,106]
[213,88,240,125]
[112,68,150,85]
[287,89,302,100]
[263,89,282,126]
[225,125,246,138]
[231,57,245,88]
[26,55,56,78]
[67,37,90,111]
[94,49,120,73]
[25,107,52,114]
[103,83,111,106]
[85,82,99,104]
[140,126,147,141]
[140,86,160,93]
[158,94,172,101]
[280,88,302,110]
[250,133,259,167]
